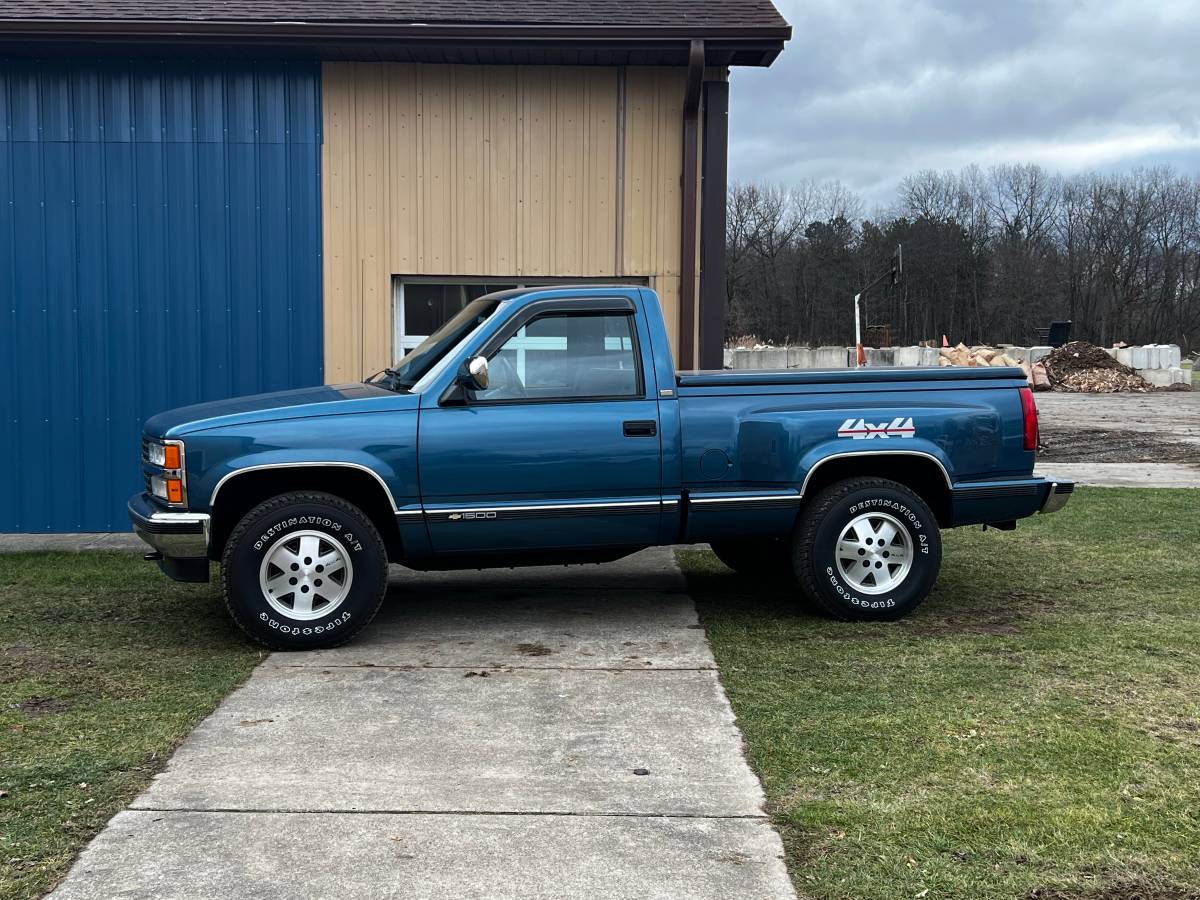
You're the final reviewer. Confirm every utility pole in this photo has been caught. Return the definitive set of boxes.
[854,244,902,367]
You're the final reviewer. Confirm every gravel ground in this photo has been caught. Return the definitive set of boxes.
[1034,391,1200,466]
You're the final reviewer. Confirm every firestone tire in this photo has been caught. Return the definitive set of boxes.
[221,491,388,650]
[793,477,942,621]
[709,538,794,581]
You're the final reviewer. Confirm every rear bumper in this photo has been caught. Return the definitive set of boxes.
[127,493,210,582]
[1039,480,1075,515]
[950,476,1074,526]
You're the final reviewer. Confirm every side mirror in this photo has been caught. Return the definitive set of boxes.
[460,355,489,392]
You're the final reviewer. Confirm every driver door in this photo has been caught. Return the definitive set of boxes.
[417,299,662,555]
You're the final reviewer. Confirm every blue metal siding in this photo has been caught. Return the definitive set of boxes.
[0,59,323,532]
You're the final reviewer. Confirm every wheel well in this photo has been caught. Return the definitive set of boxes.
[207,467,404,562]
[800,454,952,526]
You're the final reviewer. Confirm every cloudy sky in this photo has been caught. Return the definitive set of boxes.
[728,0,1200,208]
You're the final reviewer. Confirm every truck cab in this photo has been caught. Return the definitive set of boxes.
[130,285,1072,649]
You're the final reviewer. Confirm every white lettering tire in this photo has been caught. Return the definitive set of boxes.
[221,492,389,650]
[793,477,942,621]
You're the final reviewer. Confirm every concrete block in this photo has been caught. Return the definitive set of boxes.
[893,347,922,367]
[1147,345,1165,369]
[1164,344,1182,367]
[1027,346,1052,364]
[815,345,849,368]
[920,347,940,366]
[728,348,753,369]
[787,346,814,369]
[722,348,733,368]
[865,347,894,366]
[1137,367,1187,388]
[758,348,789,370]
[1102,347,1117,357]
[1122,346,1149,369]
[1004,346,1029,362]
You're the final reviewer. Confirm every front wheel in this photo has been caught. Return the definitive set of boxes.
[221,491,389,650]
[793,477,942,621]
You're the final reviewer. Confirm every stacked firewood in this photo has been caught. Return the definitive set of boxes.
[938,344,1024,370]
[938,344,1035,384]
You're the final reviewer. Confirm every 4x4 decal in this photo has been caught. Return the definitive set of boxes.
[837,416,917,439]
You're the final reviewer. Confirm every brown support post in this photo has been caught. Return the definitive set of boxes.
[678,39,704,370]
[698,78,728,370]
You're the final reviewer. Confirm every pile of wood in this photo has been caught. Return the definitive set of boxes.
[938,344,1025,370]
[1041,341,1151,393]
[938,340,1153,392]
[939,344,1037,385]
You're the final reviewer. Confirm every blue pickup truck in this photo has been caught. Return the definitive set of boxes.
[129,285,1072,649]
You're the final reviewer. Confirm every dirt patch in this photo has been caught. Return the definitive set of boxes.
[1028,879,1200,899]
[0,644,96,684]
[514,642,553,657]
[816,590,1061,640]
[1039,428,1200,464]
[12,696,73,717]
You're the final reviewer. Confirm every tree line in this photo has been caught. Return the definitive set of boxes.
[725,164,1200,353]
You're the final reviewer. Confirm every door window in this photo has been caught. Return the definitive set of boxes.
[477,313,641,401]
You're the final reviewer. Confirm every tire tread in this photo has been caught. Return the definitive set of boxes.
[794,476,937,621]
[221,491,389,650]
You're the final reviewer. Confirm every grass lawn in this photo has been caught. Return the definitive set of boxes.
[681,487,1200,900]
[0,554,261,900]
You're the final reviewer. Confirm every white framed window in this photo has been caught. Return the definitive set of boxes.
[392,276,646,360]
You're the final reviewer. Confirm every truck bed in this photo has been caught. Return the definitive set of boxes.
[677,366,1026,388]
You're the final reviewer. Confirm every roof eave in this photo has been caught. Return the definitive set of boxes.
[0,19,790,65]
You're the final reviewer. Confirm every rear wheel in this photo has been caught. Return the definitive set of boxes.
[221,491,388,650]
[793,477,942,621]
[709,538,793,581]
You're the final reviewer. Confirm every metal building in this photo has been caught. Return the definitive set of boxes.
[0,2,788,532]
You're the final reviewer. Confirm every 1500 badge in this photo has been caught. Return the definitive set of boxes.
[838,416,917,439]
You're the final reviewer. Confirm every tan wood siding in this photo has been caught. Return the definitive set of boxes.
[322,62,690,381]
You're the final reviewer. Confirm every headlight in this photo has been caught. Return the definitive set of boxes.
[150,473,184,504]
[144,439,186,506]
[146,441,182,470]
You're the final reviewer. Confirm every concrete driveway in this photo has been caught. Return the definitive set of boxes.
[51,549,794,899]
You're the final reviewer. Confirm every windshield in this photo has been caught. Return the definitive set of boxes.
[374,298,500,392]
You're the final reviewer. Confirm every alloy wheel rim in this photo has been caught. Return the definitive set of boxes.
[259,530,354,621]
[834,511,913,595]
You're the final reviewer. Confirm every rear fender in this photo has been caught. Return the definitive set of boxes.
[795,440,954,498]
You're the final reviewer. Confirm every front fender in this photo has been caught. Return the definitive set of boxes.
[180,410,419,514]
[200,451,406,514]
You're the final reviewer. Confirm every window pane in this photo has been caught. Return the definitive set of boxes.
[479,313,640,401]
[404,283,517,337]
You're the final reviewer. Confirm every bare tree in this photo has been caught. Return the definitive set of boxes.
[727,164,1200,353]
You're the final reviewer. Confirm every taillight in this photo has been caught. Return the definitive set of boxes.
[1019,387,1039,451]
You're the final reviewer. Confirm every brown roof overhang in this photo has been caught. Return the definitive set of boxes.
[0,18,788,66]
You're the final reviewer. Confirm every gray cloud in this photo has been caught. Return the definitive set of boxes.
[729,0,1200,207]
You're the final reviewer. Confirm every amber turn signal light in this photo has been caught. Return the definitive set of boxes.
[166,479,184,503]
[162,445,182,470]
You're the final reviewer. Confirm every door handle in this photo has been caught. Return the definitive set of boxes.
[623,420,657,437]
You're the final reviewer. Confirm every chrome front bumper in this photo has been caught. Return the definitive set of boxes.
[128,493,210,581]
[1039,480,1075,515]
